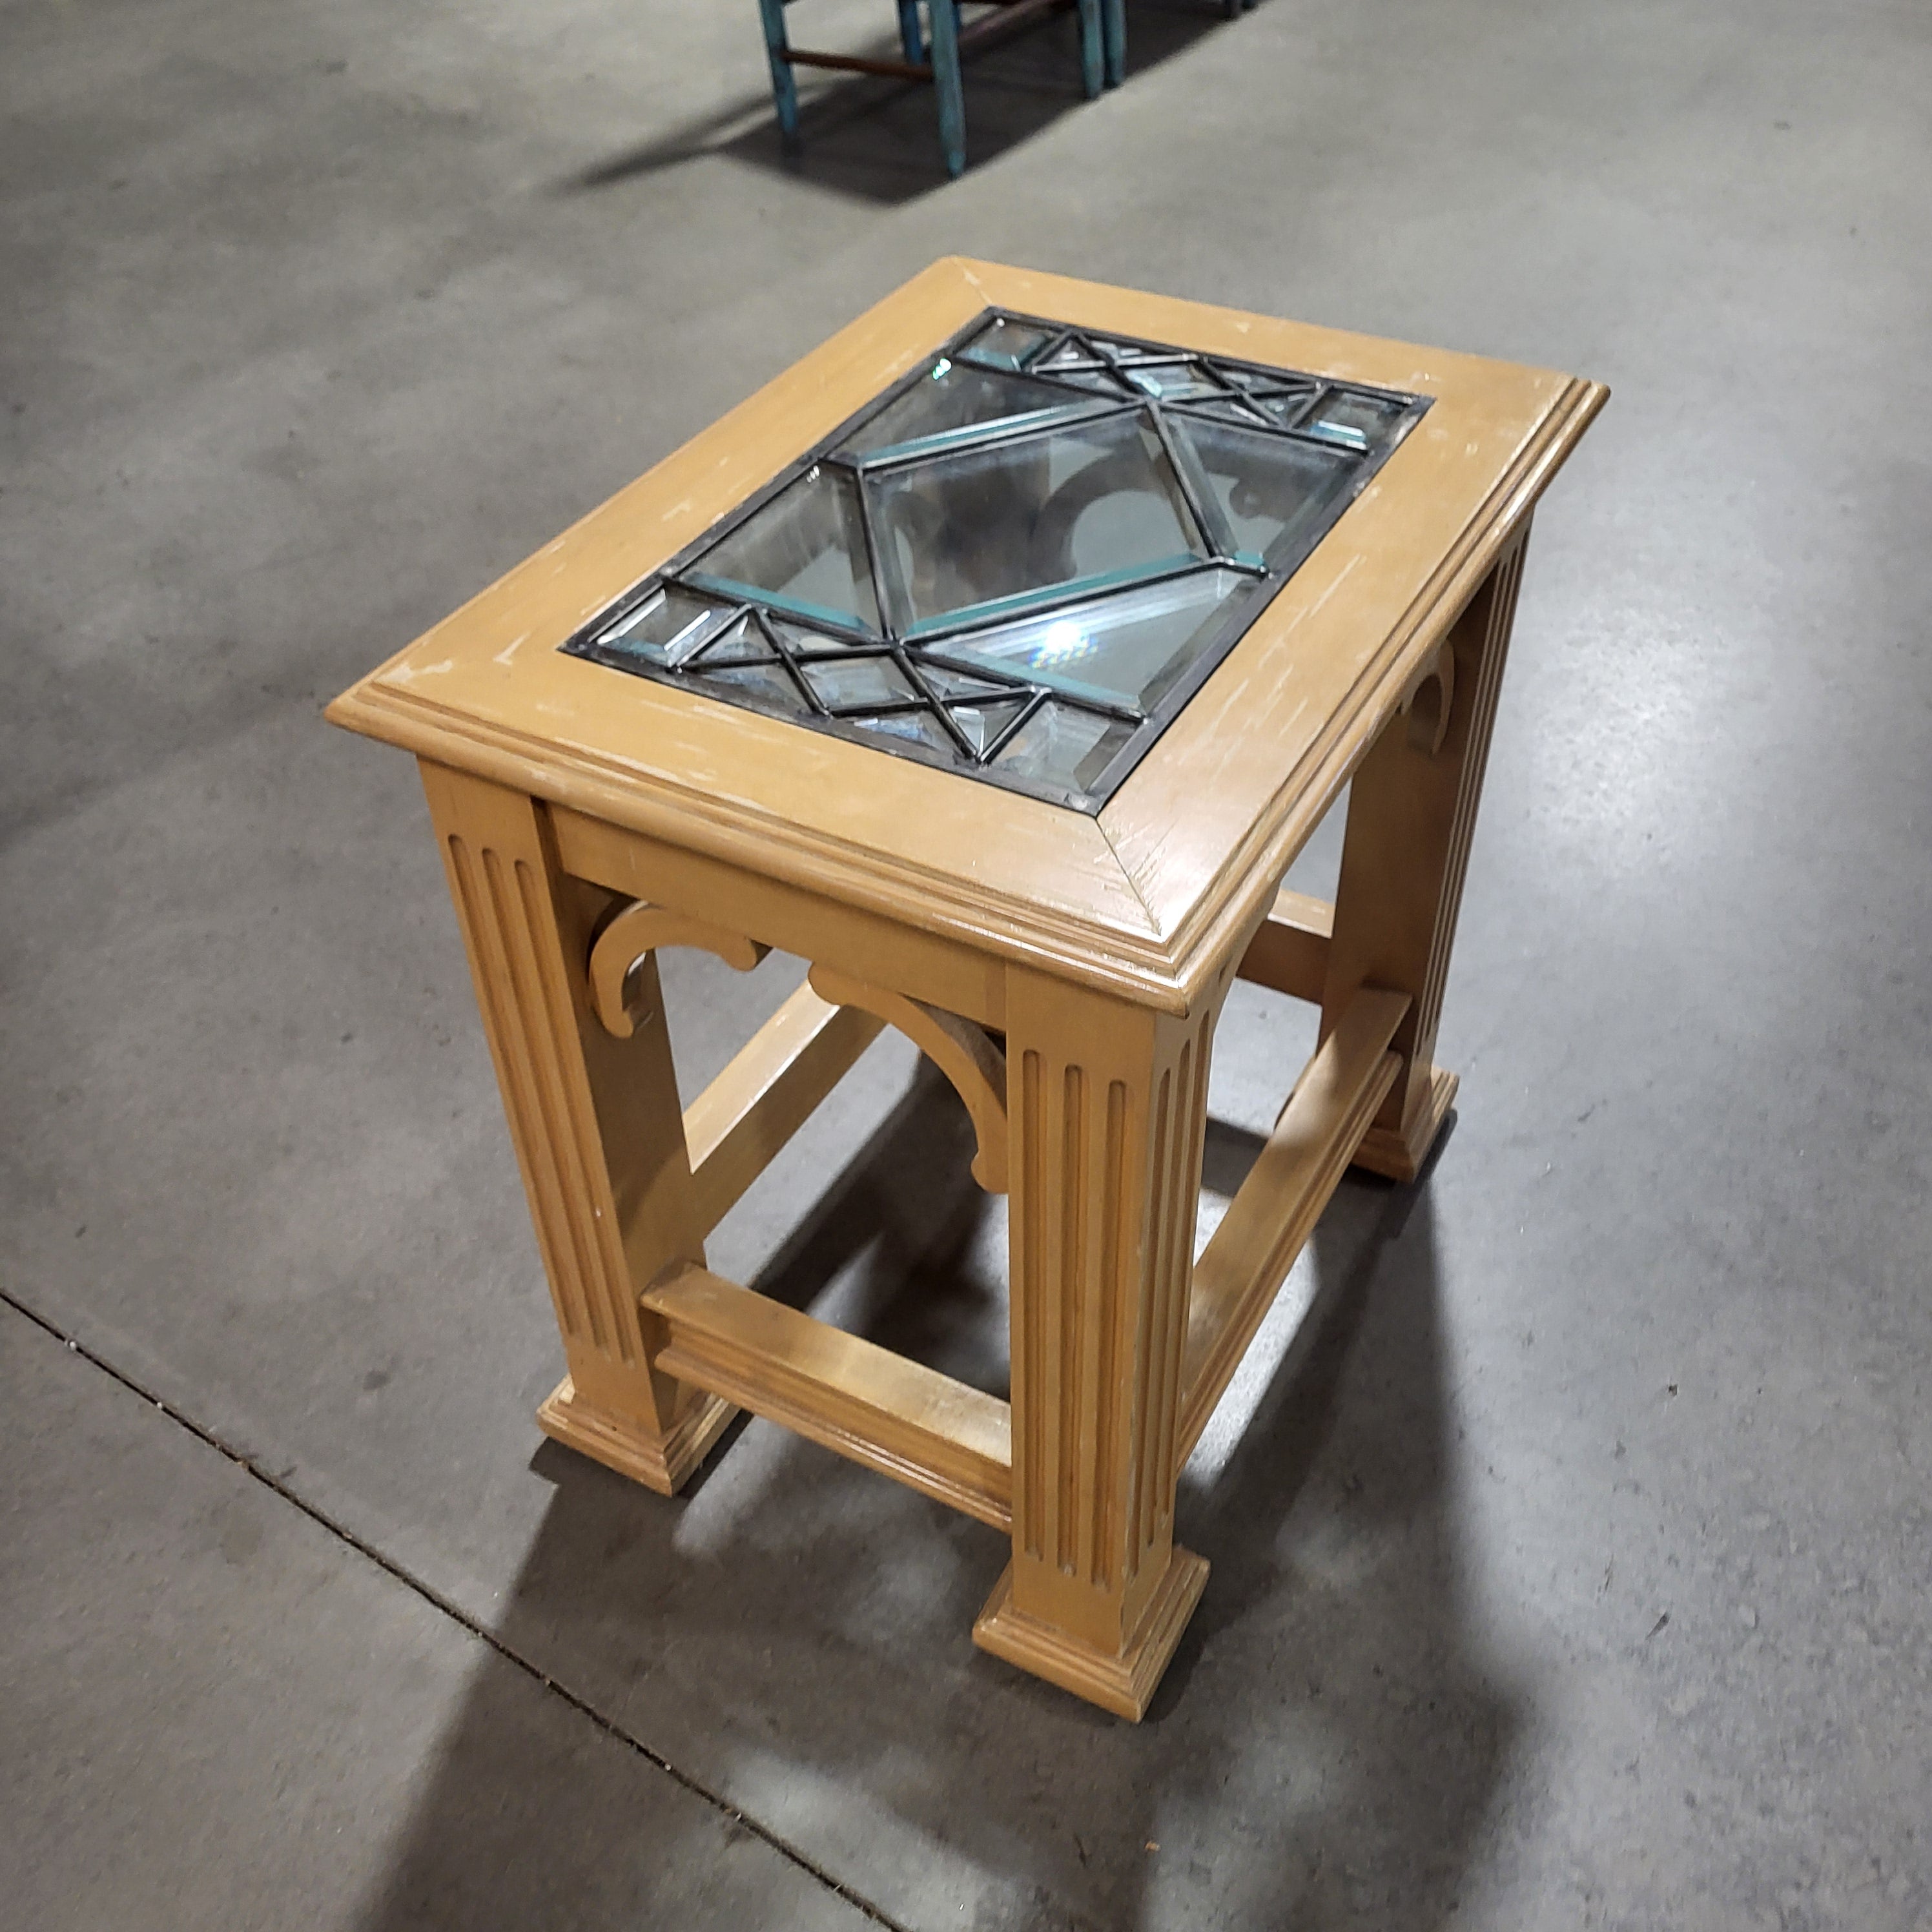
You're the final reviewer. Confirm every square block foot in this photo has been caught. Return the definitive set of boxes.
[972,1548,1210,1720]
[1351,1066,1458,1183]
[537,1376,736,1495]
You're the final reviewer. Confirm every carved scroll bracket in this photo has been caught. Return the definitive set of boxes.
[1400,637,1456,757]
[807,965,1009,1193]
[589,901,770,1037]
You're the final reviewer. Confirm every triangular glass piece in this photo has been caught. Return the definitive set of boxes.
[993,701,1137,795]
[872,411,1205,633]
[595,585,735,666]
[847,708,959,756]
[686,657,810,713]
[1302,387,1409,449]
[679,613,765,664]
[947,695,1030,757]
[945,566,1250,710]
[1217,364,1292,391]
[1182,394,1277,430]
[918,663,1014,703]
[957,317,1054,371]
[1122,362,1224,402]
[1168,415,1355,568]
[1034,365,1133,397]
[801,653,912,710]
[1038,336,1097,369]
[687,466,880,633]
[839,358,1081,462]
[1253,389,1319,429]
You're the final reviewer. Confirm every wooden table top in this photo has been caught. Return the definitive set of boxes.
[329,258,1605,1011]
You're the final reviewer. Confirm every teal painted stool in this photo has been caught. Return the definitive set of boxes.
[758,0,1109,179]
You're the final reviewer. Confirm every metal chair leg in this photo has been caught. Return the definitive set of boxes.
[756,0,801,138]
[1075,0,1104,98]
[897,0,925,63]
[1102,0,1125,86]
[927,0,966,177]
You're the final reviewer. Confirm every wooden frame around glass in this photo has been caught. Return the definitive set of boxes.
[327,258,1606,1718]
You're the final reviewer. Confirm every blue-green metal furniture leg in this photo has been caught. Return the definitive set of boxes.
[1102,0,1125,86]
[1076,0,1104,98]
[897,0,925,63]
[928,0,966,178]
[757,0,800,140]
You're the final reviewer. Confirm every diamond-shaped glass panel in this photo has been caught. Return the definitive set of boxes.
[688,466,880,633]
[870,412,1204,634]
[938,567,1251,710]
[564,308,1428,810]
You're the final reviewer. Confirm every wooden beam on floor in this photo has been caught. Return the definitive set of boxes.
[1176,986,1409,1462]
[644,1267,1014,1530]
[683,983,884,1236]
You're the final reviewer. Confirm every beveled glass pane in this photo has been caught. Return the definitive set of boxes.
[941,566,1249,709]
[869,411,1204,632]
[802,653,912,709]
[688,466,880,633]
[596,584,734,666]
[1184,394,1276,430]
[564,307,1430,810]
[1033,365,1133,397]
[687,658,811,712]
[838,358,1078,462]
[958,317,1054,371]
[1303,387,1409,449]
[1123,362,1224,402]
[848,709,958,755]
[1169,415,1354,566]
[1253,389,1319,429]
[947,695,1031,756]
[918,663,1018,702]
[680,612,763,663]
[994,701,1137,790]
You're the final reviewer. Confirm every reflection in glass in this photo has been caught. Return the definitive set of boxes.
[945,568,1250,709]
[565,308,1427,809]
[1169,416,1353,567]
[839,358,1076,461]
[870,411,1203,632]
[959,317,1054,370]
[692,466,880,633]
[597,585,734,666]
[803,653,912,710]
[994,702,1136,789]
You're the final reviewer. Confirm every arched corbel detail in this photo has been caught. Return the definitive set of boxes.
[589,901,769,1038]
[807,965,1008,1193]
[1400,636,1456,756]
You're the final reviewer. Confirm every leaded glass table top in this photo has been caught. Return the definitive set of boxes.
[564,310,1429,812]
[328,259,1604,1007]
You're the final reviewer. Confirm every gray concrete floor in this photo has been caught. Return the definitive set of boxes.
[3,0,1928,1924]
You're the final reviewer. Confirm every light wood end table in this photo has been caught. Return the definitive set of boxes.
[329,259,1605,1718]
